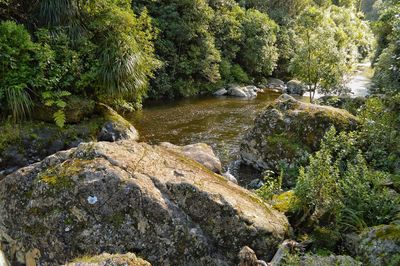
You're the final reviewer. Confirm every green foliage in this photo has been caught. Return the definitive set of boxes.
[372,0,400,94]
[0,21,37,120]
[237,9,279,81]
[294,127,399,233]
[0,0,159,125]
[358,95,400,173]
[135,0,221,98]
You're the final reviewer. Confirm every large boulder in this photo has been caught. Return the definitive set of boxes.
[0,140,289,265]
[160,142,222,173]
[240,94,359,183]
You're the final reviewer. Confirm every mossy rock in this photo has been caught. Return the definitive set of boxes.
[240,94,359,185]
[355,224,400,266]
[0,140,288,265]
[270,190,296,213]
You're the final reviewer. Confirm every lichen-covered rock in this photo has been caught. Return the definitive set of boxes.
[240,94,359,184]
[0,140,289,265]
[65,253,150,266]
[354,224,400,266]
[160,142,222,173]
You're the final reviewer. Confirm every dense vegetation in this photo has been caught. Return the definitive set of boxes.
[1,0,373,124]
[257,0,400,257]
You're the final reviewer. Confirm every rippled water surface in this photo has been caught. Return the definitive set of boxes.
[129,92,282,166]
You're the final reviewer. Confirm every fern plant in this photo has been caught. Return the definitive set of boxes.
[42,90,71,127]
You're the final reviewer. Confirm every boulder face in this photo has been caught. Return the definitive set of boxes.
[240,95,359,180]
[0,140,289,265]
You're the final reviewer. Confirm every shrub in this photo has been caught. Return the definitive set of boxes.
[294,127,399,233]
[0,21,37,119]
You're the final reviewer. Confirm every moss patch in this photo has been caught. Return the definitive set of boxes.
[374,224,400,241]
[38,159,90,190]
[270,190,296,213]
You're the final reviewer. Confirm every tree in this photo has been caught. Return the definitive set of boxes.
[237,9,279,82]
[289,7,349,102]
[134,0,221,98]
[289,6,371,102]
[0,0,159,123]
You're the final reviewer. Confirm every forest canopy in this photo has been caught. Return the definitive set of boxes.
[0,0,383,124]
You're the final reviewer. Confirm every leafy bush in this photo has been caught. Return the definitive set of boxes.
[294,127,399,232]
[358,95,400,173]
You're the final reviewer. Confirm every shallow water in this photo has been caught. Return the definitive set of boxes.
[129,92,283,167]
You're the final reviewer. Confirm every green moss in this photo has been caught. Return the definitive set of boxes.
[0,121,23,151]
[266,134,305,157]
[270,190,296,213]
[38,159,89,190]
[374,224,400,241]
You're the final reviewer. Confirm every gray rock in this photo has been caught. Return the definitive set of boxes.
[227,85,259,98]
[96,103,139,142]
[240,94,359,184]
[229,86,248,97]
[0,140,289,265]
[160,142,222,173]
[98,121,139,142]
[265,78,286,93]
[213,88,228,96]
[285,80,306,96]
[249,179,264,189]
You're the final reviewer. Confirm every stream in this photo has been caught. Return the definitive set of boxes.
[128,64,372,174]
